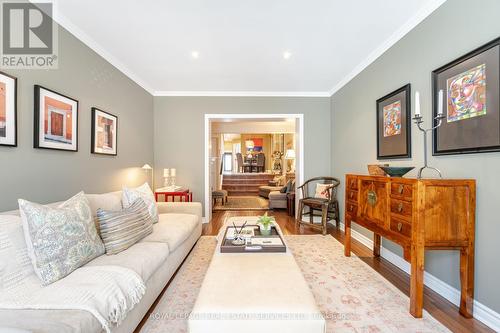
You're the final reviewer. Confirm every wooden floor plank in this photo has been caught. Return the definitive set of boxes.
[204,210,494,333]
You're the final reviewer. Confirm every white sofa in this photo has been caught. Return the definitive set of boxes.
[0,191,203,333]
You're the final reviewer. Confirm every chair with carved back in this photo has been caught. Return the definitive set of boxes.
[296,176,340,235]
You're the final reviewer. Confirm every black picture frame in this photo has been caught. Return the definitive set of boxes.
[376,84,412,160]
[0,71,17,147]
[91,107,118,156]
[34,85,79,152]
[432,37,500,156]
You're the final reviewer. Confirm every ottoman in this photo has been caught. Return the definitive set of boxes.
[212,190,228,205]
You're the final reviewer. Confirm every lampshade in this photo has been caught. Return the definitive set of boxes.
[142,164,152,170]
[285,149,295,159]
[245,140,254,149]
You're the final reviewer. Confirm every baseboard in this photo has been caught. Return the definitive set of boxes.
[334,221,500,332]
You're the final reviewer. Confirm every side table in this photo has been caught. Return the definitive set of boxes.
[286,192,295,217]
[155,188,192,202]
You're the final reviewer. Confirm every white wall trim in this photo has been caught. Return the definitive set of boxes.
[204,114,304,221]
[153,91,331,97]
[328,0,447,95]
[336,221,500,332]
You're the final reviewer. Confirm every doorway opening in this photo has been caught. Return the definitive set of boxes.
[204,114,304,221]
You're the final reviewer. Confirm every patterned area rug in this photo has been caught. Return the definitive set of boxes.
[139,236,450,333]
[212,196,269,211]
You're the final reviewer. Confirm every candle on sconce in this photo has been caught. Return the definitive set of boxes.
[170,168,176,177]
[438,89,444,116]
[415,91,421,116]
[163,168,169,177]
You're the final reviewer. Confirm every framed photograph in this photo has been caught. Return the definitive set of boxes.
[433,37,500,155]
[0,71,17,147]
[91,107,117,155]
[376,84,412,159]
[34,85,78,151]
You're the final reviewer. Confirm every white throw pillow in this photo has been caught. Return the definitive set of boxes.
[122,183,159,224]
[18,192,105,285]
[314,184,331,199]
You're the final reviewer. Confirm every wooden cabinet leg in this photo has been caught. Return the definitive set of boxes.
[373,234,381,257]
[459,247,474,318]
[410,243,424,318]
[344,216,351,257]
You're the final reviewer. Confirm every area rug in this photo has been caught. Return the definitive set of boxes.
[139,236,450,333]
[212,196,269,211]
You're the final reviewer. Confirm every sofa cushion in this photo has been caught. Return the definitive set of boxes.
[18,192,105,285]
[85,191,122,217]
[140,213,199,252]
[97,198,153,255]
[85,242,168,282]
[122,183,159,224]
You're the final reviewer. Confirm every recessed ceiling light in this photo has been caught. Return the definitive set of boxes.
[283,51,292,60]
[191,51,199,59]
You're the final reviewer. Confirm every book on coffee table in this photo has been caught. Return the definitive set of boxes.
[220,225,286,253]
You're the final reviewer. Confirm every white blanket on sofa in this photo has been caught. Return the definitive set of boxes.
[0,265,146,333]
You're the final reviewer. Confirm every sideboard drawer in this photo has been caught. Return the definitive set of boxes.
[390,199,413,219]
[347,177,358,190]
[347,189,358,203]
[390,218,412,239]
[346,203,358,217]
[391,183,413,201]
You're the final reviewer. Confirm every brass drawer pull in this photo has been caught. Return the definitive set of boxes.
[397,202,404,213]
[398,184,404,194]
[397,222,403,232]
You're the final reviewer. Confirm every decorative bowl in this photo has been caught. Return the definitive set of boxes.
[379,166,415,177]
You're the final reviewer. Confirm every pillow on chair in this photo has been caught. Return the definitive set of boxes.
[314,184,331,199]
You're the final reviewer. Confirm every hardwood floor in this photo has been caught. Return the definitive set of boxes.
[204,210,494,333]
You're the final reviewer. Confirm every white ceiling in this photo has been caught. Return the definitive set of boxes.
[55,0,445,96]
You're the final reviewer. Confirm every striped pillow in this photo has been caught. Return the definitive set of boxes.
[97,198,153,255]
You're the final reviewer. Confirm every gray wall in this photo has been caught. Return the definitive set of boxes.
[0,27,154,211]
[331,0,500,312]
[154,96,331,214]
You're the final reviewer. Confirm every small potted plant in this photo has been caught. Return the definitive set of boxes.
[257,212,274,236]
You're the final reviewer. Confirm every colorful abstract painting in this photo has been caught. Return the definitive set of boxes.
[447,63,486,123]
[383,100,402,137]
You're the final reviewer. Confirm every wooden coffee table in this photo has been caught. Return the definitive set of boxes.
[188,216,325,333]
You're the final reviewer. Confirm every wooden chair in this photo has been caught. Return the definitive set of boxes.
[296,177,340,235]
[236,153,251,173]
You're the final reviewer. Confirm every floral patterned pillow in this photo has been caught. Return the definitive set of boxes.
[122,183,159,224]
[18,192,105,285]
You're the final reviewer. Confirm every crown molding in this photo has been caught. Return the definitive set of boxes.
[51,10,155,95]
[328,0,447,96]
[153,91,331,97]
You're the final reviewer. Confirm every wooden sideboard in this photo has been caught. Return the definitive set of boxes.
[344,174,476,318]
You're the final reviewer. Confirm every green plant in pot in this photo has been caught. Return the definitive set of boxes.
[257,212,274,236]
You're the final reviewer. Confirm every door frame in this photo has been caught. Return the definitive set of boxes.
[204,113,304,222]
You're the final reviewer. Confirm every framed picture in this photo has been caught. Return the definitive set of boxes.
[91,107,117,156]
[34,85,78,151]
[0,71,17,147]
[376,84,412,159]
[433,37,500,155]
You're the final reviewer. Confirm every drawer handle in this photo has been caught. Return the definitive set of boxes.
[349,205,354,212]
[397,202,403,213]
[398,184,404,194]
[397,222,403,232]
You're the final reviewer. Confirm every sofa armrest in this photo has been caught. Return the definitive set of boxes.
[157,202,202,221]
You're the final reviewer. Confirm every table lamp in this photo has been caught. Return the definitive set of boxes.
[141,164,154,190]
